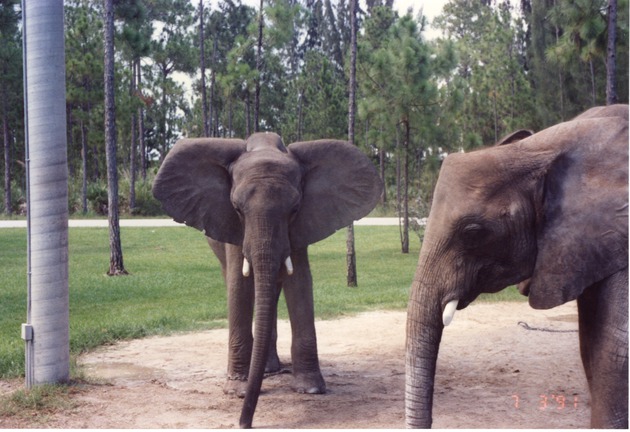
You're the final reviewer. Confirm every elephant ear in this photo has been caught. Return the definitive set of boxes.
[288,140,383,248]
[495,129,533,146]
[152,138,246,245]
[527,118,629,309]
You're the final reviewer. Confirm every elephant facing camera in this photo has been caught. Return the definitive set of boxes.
[153,132,383,428]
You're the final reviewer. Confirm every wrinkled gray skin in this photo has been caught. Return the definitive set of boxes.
[153,132,382,428]
[405,105,628,429]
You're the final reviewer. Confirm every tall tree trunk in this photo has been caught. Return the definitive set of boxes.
[553,0,565,120]
[129,59,137,213]
[492,91,498,143]
[2,99,11,215]
[346,0,358,287]
[401,120,410,254]
[589,59,596,105]
[104,0,127,276]
[160,70,168,162]
[228,96,233,137]
[209,38,217,136]
[80,117,88,214]
[379,146,386,204]
[297,88,304,141]
[254,0,263,132]
[606,0,618,105]
[246,93,251,136]
[199,0,209,136]
[22,0,70,387]
[396,124,402,246]
[136,60,146,181]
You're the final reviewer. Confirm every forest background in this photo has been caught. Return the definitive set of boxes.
[1,0,628,242]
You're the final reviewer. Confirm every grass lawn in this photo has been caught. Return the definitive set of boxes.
[0,224,523,379]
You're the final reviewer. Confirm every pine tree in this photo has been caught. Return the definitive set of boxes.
[104,0,127,275]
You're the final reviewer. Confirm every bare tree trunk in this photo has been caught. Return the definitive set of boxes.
[2,99,11,215]
[254,0,263,132]
[396,124,402,245]
[80,117,88,214]
[401,120,409,254]
[136,61,146,181]
[209,38,217,136]
[246,94,251,136]
[606,0,618,105]
[379,146,386,204]
[398,120,411,253]
[346,0,358,287]
[104,0,127,276]
[492,91,498,143]
[553,0,565,120]
[199,0,209,136]
[589,59,596,105]
[297,89,303,141]
[129,59,137,213]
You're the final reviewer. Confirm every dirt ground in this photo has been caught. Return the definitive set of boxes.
[0,301,591,429]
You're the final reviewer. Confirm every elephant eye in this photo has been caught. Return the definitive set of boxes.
[461,223,487,245]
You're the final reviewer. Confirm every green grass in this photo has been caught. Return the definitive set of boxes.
[0,225,523,379]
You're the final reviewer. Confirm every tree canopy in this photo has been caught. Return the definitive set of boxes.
[1,0,626,247]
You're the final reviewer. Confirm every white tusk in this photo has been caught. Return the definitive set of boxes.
[442,299,459,327]
[242,258,251,277]
[284,257,294,275]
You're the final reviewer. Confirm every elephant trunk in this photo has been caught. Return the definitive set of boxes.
[405,279,446,428]
[239,250,280,429]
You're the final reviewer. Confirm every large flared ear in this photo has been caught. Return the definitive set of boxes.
[152,138,247,245]
[288,140,383,248]
[527,117,629,309]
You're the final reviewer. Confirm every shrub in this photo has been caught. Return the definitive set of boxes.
[86,180,108,215]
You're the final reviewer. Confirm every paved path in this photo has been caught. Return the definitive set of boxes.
[0,217,424,228]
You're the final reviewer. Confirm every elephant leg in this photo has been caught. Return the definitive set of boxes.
[223,244,254,397]
[221,244,282,397]
[577,269,628,428]
[282,247,326,394]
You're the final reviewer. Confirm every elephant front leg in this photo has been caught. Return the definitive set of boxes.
[223,244,255,398]
[224,272,254,398]
[577,270,628,428]
[223,244,282,397]
[282,248,326,394]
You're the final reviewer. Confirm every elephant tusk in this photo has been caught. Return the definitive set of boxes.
[284,257,294,275]
[442,299,459,327]
[242,258,251,277]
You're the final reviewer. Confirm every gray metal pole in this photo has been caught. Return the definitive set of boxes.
[22,0,70,387]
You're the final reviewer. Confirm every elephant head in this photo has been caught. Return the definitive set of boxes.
[153,132,382,428]
[405,105,628,427]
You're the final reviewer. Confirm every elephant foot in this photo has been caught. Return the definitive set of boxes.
[223,375,247,398]
[292,371,326,394]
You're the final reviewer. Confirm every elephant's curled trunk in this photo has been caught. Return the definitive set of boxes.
[239,254,279,429]
[405,285,445,428]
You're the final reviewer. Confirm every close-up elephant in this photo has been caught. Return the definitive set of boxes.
[152,132,383,428]
[405,105,628,428]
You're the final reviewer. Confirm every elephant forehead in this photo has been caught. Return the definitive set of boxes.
[437,153,503,200]
[432,152,512,221]
[232,151,302,181]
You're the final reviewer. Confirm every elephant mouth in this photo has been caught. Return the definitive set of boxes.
[241,256,294,277]
[457,295,476,310]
